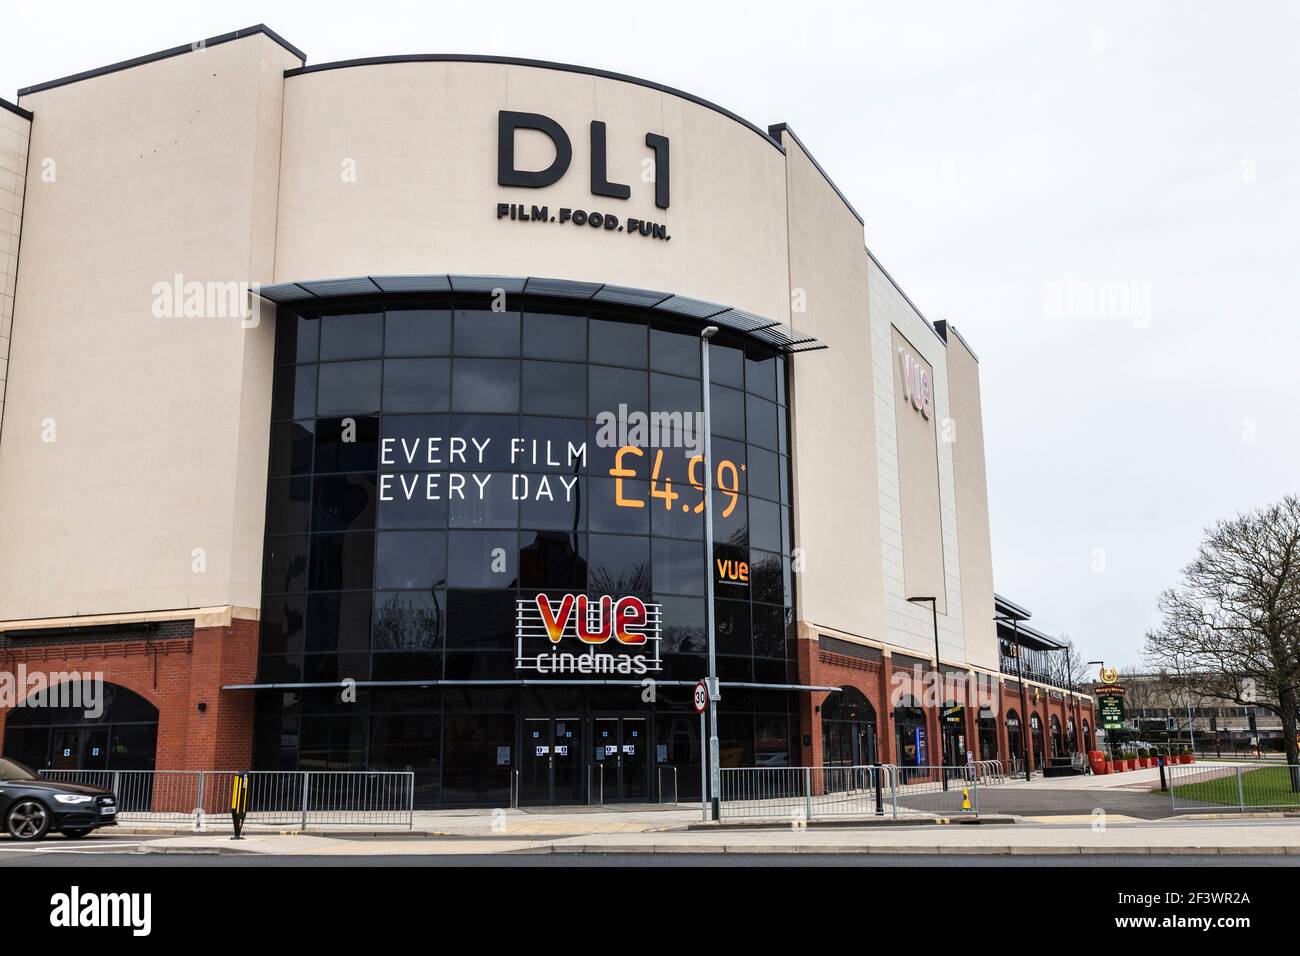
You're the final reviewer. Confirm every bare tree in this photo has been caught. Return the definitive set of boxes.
[1047,635,1097,691]
[1144,495,1300,785]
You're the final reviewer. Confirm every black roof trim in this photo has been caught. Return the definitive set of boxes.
[994,592,1033,622]
[767,123,864,226]
[0,97,32,121]
[254,274,826,354]
[934,320,980,363]
[17,24,305,98]
[865,246,946,349]
[283,54,785,153]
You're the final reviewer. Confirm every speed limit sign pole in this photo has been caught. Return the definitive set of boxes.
[694,680,709,821]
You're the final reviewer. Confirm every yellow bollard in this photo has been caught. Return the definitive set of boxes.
[961,785,971,811]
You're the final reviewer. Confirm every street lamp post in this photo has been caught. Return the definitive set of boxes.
[700,326,721,821]
[907,596,944,789]
[1085,660,1103,754]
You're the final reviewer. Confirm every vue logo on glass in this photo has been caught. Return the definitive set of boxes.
[536,594,650,645]
[516,594,663,675]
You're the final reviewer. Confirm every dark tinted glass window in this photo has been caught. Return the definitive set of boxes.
[373,590,444,651]
[447,531,518,588]
[276,313,320,365]
[518,476,585,530]
[377,473,450,529]
[708,340,744,389]
[523,311,586,360]
[748,496,782,553]
[448,473,520,529]
[446,590,516,649]
[589,365,648,418]
[651,538,705,596]
[590,317,647,367]
[449,415,521,470]
[650,372,701,417]
[746,393,779,451]
[319,313,383,361]
[375,531,447,589]
[650,326,701,378]
[263,536,308,594]
[517,417,589,475]
[383,358,450,412]
[709,384,745,440]
[269,421,315,477]
[745,444,781,503]
[454,309,520,357]
[317,360,381,415]
[750,549,783,605]
[314,416,379,474]
[745,349,778,400]
[311,474,376,532]
[260,595,306,656]
[750,604,785,658]
[452,359,519,413]
[273,364,317,421]
[385,309,451,356]
[588,534,651,595]
[305,592,373,654]
[522,361,586,417]
[518,531,587,589]
[588,477,650,535]
[308,533,375,591]
[714,598,751,656]
[266,478,312,534]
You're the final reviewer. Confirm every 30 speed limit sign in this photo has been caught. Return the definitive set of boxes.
[693,680,708,714]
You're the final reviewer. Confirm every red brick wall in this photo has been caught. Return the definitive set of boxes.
[0,617,258,771]
[798,636,1097,775]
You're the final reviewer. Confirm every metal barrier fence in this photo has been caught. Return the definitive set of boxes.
[887,765,981,816]
[39,769,415,830]
[719,765,896,820]
[1168,763,1300,813]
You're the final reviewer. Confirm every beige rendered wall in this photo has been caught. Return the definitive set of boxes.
[778,131,883,645]
[869,257,967,664]
[0,107,29,437]
[890,325,947,615]
[0,35,301,621]
[272,62,791,321]
[943,328,998,669]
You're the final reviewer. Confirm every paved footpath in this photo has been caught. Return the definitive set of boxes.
[83,765,1295,858]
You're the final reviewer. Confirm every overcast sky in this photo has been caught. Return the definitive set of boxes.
[4,1,1297,669]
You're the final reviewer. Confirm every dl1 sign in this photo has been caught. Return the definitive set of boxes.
[496,110,673,242]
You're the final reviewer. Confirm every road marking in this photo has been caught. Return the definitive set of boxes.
[0,841,145,853]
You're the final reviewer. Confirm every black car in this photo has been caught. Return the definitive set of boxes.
[0,757,118,840]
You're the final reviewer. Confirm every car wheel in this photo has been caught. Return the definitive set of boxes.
[6,799,51,841]
[61,828,94,839]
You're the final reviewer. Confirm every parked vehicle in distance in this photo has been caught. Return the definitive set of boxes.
[0,757,118,840]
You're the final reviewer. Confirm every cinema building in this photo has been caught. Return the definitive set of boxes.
[0,26,1093,805]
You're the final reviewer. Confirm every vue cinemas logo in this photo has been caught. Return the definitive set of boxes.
[516,594,662,675]
[716,558,749,586]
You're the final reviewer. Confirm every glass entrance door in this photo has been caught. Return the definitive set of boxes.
[520,718,584,805]
[593,717,649,802]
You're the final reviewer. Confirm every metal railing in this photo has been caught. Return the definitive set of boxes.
[719,765,896,820]
[888,765,981,816]
[39,769,415,830]
[1168,763,1300,813]
[657,765,679,805]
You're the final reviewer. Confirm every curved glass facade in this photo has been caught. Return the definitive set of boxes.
[254,293,797,805]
